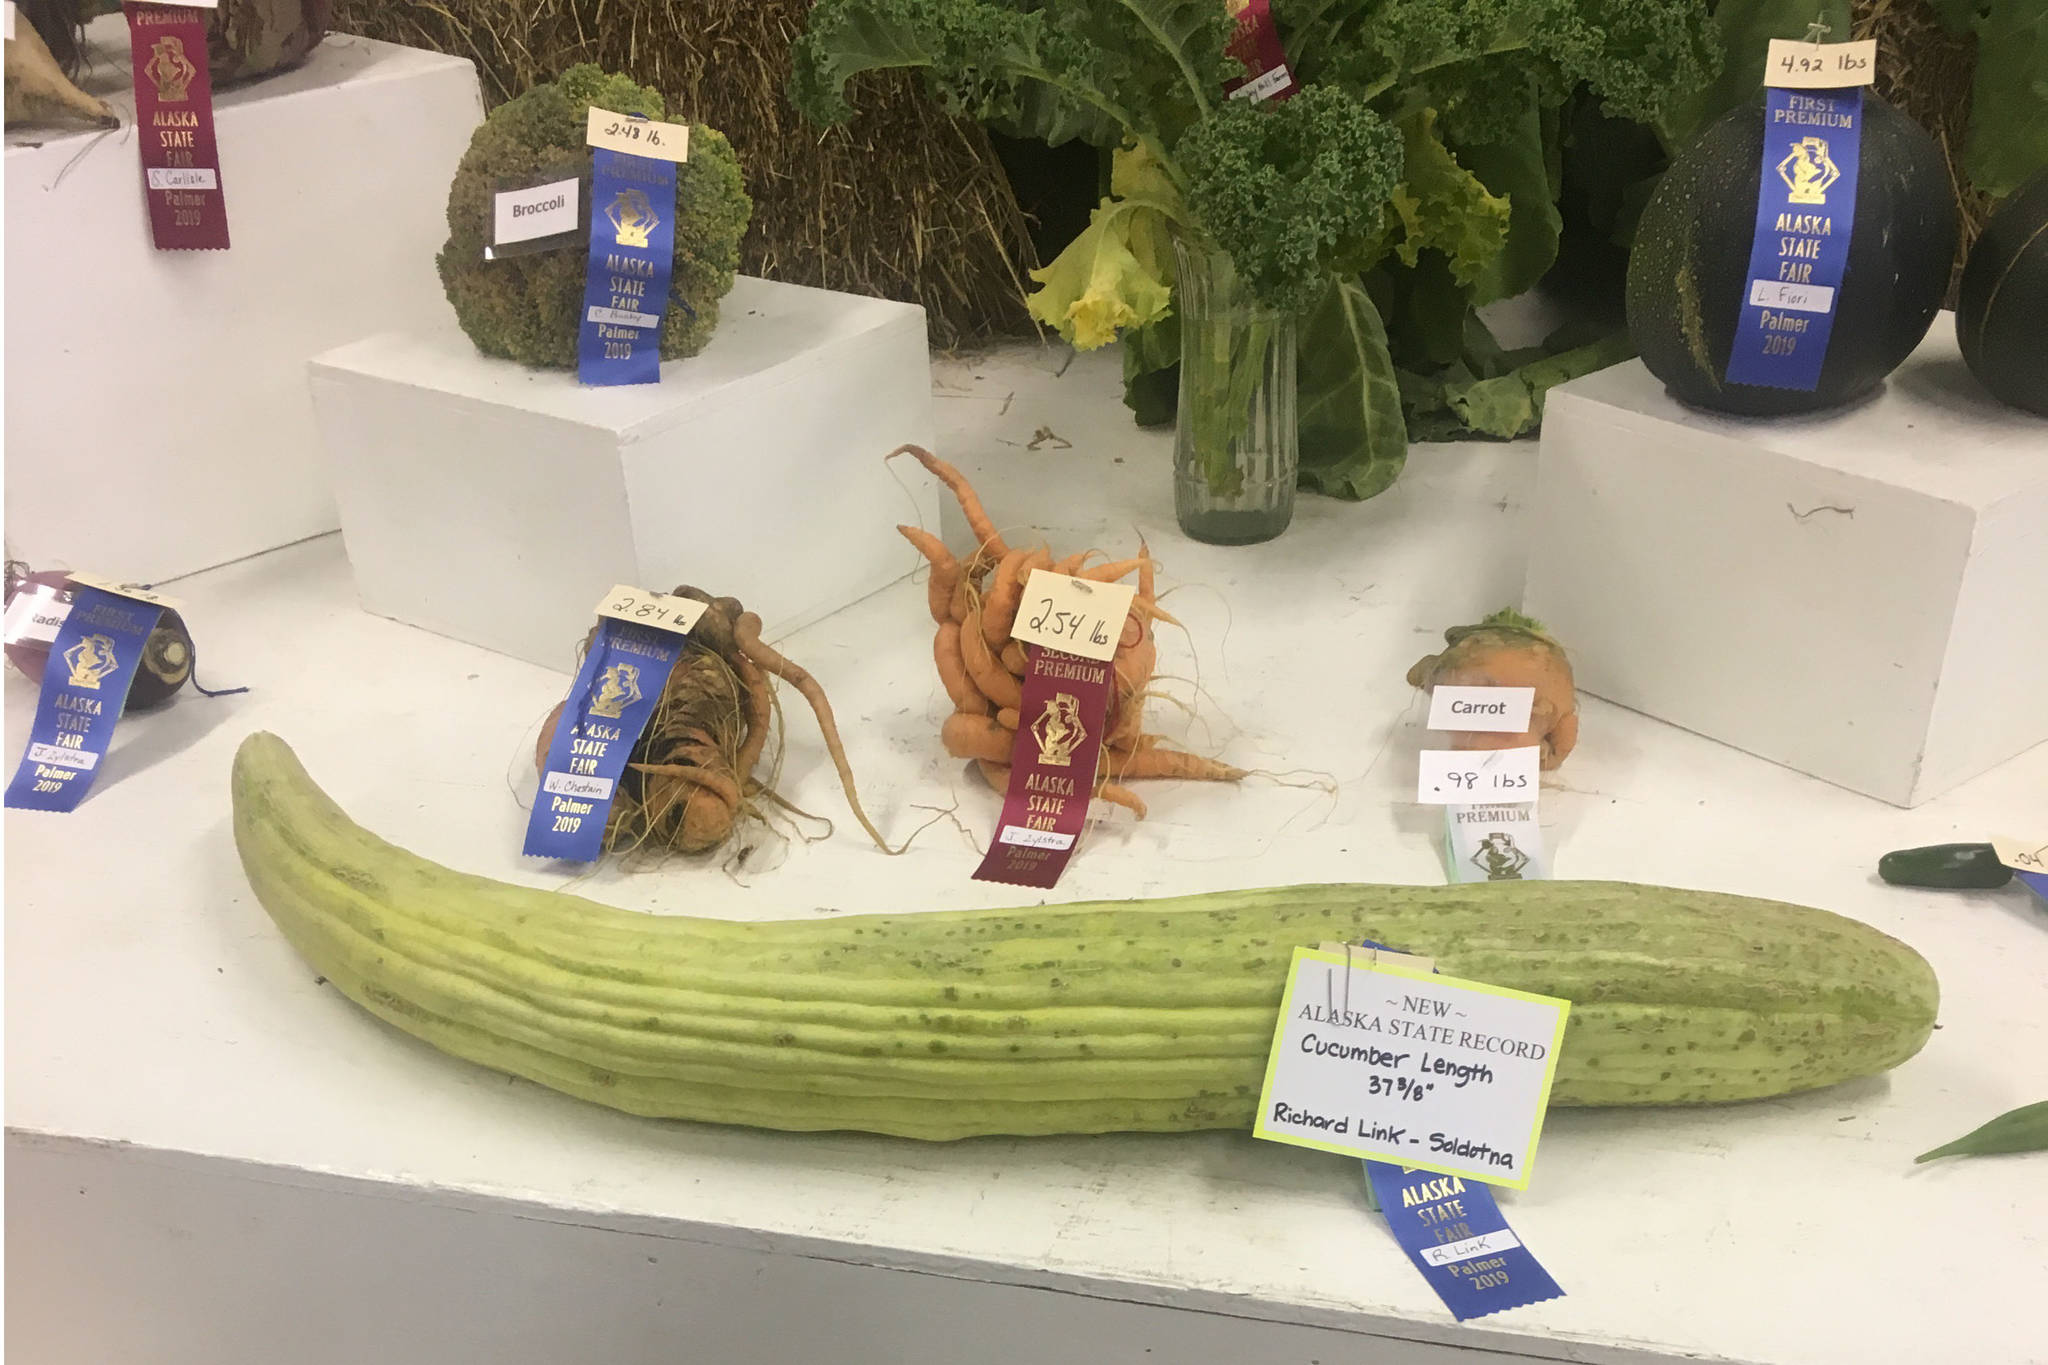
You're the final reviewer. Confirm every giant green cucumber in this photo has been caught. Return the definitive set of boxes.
[233,732,1939,1140]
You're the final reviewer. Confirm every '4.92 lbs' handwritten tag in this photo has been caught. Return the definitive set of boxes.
[1255,947,1569,1189]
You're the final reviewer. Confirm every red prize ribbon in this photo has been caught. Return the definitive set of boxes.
[124,2,229,250]
[973,647,1116,889]
[1223,0,1297,103]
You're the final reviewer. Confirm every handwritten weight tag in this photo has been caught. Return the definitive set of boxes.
[524,615,684,861]
[124,3,229,250]
[5,585,165,811]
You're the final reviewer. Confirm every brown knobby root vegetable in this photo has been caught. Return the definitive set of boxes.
[535,587,895,859]
[4,20,116,128]
[1407,607,1580,771]
[890,443,1250,817]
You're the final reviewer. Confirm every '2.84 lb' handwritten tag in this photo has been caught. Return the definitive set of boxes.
[1254,947,1569,1189]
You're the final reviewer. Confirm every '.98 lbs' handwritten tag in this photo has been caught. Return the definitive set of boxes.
[1255,948,1568,1188]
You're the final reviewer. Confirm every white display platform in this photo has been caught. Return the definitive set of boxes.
[309,276,938,671]
[3,20,483,581]
[1526,315,2048,807]
[7,345,2046,1365]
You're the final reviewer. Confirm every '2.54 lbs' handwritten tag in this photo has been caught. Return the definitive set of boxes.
[1009,570,1136,664]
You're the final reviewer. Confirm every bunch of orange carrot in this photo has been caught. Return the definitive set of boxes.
[890,445,1245,819]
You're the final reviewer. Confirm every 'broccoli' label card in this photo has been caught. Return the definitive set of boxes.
[1254,947,1568,1189]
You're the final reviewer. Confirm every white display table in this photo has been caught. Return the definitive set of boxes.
[6,345,2045,1365]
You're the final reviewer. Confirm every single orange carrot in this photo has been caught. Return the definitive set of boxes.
[960,606,1023,710]
[981,545,1031,647]
[933,622,986,715]
[942,712,1016,764]
[1000,639,1029,677]
[889,444,1010,560]
[732,612,895,852]
[995,706,1020,730]
[1095,782,1147,818]
[1080,557,1149,583]
[899,524,960,627]
[1102,747,1247,782]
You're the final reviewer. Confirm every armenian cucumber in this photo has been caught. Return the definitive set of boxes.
[232,733,1940,1140]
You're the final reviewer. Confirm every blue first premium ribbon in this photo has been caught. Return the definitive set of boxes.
[5,586,164,812]
[1353,940,1563,1321]
[578,141,677,386]
[1723,86,1863,391]
[1362,1160,1564,1322]
[524,617,683,861]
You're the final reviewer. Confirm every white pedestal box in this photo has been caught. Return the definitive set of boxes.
[3,19,483,581]
[308,276,938,671]
[1525,314,2048,807]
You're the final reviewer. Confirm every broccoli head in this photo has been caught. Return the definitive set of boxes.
[436,65,753,369]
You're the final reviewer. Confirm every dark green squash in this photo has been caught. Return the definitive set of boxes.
[1626,92,1955,416]
[1957,168,2048,417]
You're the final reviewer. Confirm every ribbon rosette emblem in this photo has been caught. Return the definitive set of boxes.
[1777,136,1840,206]
[589,663,642,719]
[145,36,197,102]
[63,634,119,690]
[607,189,658,249]
[1030,692,1086,768]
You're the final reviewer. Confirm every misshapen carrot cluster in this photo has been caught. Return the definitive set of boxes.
[891,445,1244,819]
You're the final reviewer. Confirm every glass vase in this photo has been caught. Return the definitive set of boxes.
[1172,239,1298,545]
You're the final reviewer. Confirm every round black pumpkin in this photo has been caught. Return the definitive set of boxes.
[1956,167,2048,417]
[1627,92,1956,416]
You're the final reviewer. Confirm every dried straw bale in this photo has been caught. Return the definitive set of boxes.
[332,0,1040,347]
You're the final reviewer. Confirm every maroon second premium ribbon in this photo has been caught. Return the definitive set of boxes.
[973,646,1116,889]
[1223,0,1297,103]
[124,3,229,250]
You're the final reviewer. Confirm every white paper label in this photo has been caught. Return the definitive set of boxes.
[999,825,1076,851]
[27,742,98,771]
[64,572,183,610]
[3,584,71,646]
[4,5,17,41]
[1253,948,1570,1189]
[493,177,580,247]
[1748,279,1836,313]
[145,167,219,191]
[585,305,662,328]
[1446,804,1548,882]
[594,585,708,637]
[1417,746,1539,805]
[1765,38,1877,89]
[585,107,691,163]
[542,771,614,801]
[1426,686,1534,734]
[1420,1230,1524,1267]
[1010,570,1136,663]
[1992,836,2048,876]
